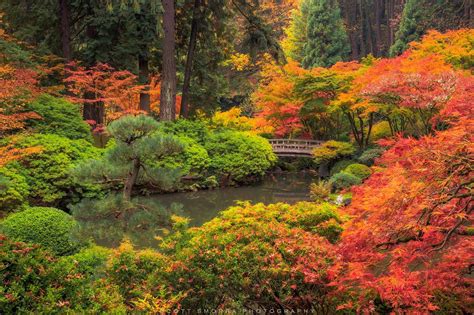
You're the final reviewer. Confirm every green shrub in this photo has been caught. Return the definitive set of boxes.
[358,147,386,166]
[0,167,29,213]
[158,202,341,311]
[205,130,277,183]
[370,121,392,142]
[310,181,331,202]
[27,94,92,141]
[329,172,362,190]
[330,159,356,176]
[11,134,103,206]
[158,119,210,144]
[154,135,210,175]
[345,163,372,180]
[0,234,126,313]
[313,140,355,165]
[1,207,82,255]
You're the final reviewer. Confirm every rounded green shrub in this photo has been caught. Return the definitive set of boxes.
[329,172,362,190]
[1,207,82,255]
[205,130,277,183]
[0,234,126,313]
[27,94,93,141]
[370,121,392,142]
[345,163,372,180]
[154,135,210,175]
[158,119,210,144]
[12,134,103,206]
[313,140,355,165]
[330,159,356,176]
[0,167,29,213]
[158,202,341,310]
[358,147,385,166]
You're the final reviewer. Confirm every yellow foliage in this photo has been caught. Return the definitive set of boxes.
[225,53,251,71]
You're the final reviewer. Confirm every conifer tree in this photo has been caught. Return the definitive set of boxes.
[74,115,183,200]
[302,0,350,68]
[282,0,310,63]
[389,0,424,56]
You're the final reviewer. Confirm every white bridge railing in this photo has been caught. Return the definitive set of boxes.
[268,139,323,157]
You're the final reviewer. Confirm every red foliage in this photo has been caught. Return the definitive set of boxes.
[64,62,145,122]
[332,82,473,311]
[0,66,41,135]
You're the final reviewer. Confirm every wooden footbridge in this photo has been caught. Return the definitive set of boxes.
[268,139,323,157]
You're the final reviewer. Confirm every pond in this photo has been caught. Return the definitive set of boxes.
[73,172,316,248]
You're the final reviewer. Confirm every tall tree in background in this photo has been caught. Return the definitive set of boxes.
[390,0,472,56]
[160,0,177,121]
[180,0,201,118]
[282,0,310,63]
[303,0,349,68]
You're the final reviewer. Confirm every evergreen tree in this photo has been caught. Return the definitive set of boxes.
[389,0,424,56]
[74,115,183,200]
[302,0,349,68]
[282,0,310,63]
[390,0,471,56]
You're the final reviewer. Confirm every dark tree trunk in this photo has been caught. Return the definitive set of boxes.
[59,0,72,60]
[180,0,201,118]
[138,54,151,112]
[374,0,383,56]
[82,103,104,125]
[358,0,367,57]
[342,0,360,60]
[123,159,141,201]
[160,0,177,121]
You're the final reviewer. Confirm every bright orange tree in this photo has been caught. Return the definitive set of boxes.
[64,62,145,123]
[331,76,473,312]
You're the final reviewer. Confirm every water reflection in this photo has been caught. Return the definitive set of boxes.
[73,173,315,248]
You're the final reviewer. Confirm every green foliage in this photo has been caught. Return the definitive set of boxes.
[330,159,356,176]
[357,147,385,166]
[27,95,92,141]
[154,135,210,176]
[1,207,82,256]
[0,167,29,213]
[11,134,102,206]
[158,119,211,144]
[0,235,126,313]
[75,115,184,196]
[70,194,175,248]
[329,172,362,190]
[310,180,331,202]
[370,121,392,142]
[344,163,372,180]
[390,0,424,56]
[158,202,341,310]
[282,0,310,63]
[313,140,355,165]
[205,130,277,183]
[302,0,349,68]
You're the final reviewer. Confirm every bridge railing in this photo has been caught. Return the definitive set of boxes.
[268,139,323,156]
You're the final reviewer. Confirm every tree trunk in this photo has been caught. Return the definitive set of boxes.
[83,102,104,125]
[123,159,141,201]
[160,0,177,121]
[138,54,151,112]
[180,0,201,118]
[59,0,72,60]
[374,0,383,56]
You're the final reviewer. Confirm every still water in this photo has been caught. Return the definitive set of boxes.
[74,172,316,248]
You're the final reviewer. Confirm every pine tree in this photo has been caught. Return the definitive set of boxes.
[282,0,310,63]
[74,115,183,200]
[389,0,424,56]
[390,0,471,56]
[302,0,350,68]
